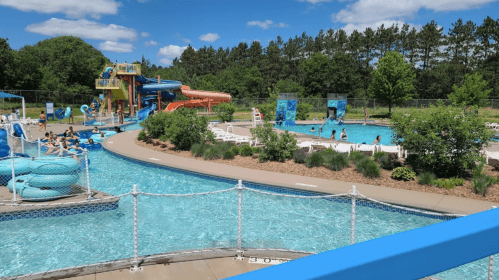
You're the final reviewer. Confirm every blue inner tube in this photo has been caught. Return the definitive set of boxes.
[80,143,102,150]
[13,123,25,139]
[29,157,80,175]
[27,174,79,188]
[65,107,71,118]
[7,174,31,192]
[0,158,33,176]
[18,185,72,201]
[55,108,65,120]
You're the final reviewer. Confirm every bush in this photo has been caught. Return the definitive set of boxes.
[213,102,237,123]
[158,135,167,142]
[140,112,170,138]
[296,103,313,120]
[305,152,325,168]
[472,162,497,196]
[164,108,211,151]
[223,149,236,160]
[391,167,416,181]
[391,102,493,177]
[203,147,223,160]
[252,147,263,154]
[378,156,398,170]
[294,149,310,164]
[191,143,210,157]
[355,158,381,178]
[251,123,298,162]
[258,103,276,122]
[231,146,240,155]
[137,130,146,141]
[418,172,436,185]
[240,144,254,157]
[326,152,349,171]
[214,142,234,153]
[373,151,388,161]
[433,178,457,190]
[349,151,368,164]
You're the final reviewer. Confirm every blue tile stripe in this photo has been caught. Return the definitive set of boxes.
[0,201,119,222]
[104,147,457,221]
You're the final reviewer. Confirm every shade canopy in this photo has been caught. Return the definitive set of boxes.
[0,91,23,99]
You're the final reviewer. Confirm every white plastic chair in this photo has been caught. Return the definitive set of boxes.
[297,141,314,152]
[235,136,251,145]
[333,143,354,155]
[378,145,402,158]
[226,122,234,133]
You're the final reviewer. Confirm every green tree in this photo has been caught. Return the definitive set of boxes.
[368,51,416,116]
[301,53,330,97]
[328,52,362,96]
[417,21,444,70]
[213,102,236,123]
[0,38,14,89]
[448,72,491,107]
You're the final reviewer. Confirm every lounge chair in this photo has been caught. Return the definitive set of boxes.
[333,143,354,155]
[356,144,376,156]
[297,141,314,152]
[235,136,251,145]
[378,145,402,158]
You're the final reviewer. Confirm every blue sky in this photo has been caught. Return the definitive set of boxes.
[1,0,498,67]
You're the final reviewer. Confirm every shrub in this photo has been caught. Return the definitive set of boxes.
[433,178,457,190]
[391,102,493,177]
[203,147,222,160]
[240,144,254,157]
[223,149,236,160]
[449,177,465,186]
[231,146,240,155]
[349,151,367,164]
[418,171,436,185]
[305,152,325,168]
[137,130,146,141]
[258,103,276,122]
[140,112,170,138]
[326,152,349,171]
[355,158,381,178]
[191,143,210,157]
[165,108,211,151]
[378,156,398,170]
[373,151,388,161]
[252,147,263,154]
[214,142,234,153]
[391,167,416,181]
[472,162,497,196]
[294,149,310,164]
[251,123,298,162]
[158,135,167,142]
[296,103,313,120]
[213,102,237,123]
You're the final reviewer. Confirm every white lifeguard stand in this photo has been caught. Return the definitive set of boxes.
[252,107,263,127]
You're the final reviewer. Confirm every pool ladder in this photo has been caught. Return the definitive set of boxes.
[318,116,333,139]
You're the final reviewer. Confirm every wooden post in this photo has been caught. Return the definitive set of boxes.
[157,75,161,111]
[107,90,112,115]
[138,93,142,111]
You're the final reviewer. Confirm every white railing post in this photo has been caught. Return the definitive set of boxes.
[351,185,356,245]
[130,184,142,271]
[85,152,92,199]
[235,179,244,260]
[21,137,24,154]
[112,112,115,126]
[37,137,41,157]
[11,150,17,202]
[489,206,497,280]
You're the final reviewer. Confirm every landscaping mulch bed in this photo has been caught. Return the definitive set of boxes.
[136,139,499,203]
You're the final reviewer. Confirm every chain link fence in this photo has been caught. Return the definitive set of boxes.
[2,178,497,279]
[0,89,95,110]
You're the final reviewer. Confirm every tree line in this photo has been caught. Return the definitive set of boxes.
[0,16,498,104]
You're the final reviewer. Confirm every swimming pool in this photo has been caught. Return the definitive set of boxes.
[0,123,495,279]
[276,123,396,146]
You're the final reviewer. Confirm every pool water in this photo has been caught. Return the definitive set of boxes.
[276,123,396,146]
[0,122,495,279]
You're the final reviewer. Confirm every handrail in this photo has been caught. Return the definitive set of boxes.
[318,116,333,138]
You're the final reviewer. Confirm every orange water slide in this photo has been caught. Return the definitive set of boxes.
[164,85,231,112]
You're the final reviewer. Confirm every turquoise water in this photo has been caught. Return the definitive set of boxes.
[0,123,496,279]
[276,123,396,146]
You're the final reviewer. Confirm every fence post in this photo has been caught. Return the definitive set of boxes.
[489,206,497,280]
[236,179,244,260]
[37,138,41,157]
[493,100,495,110]
[351,185,356,245]
[131,184,142,271]
[85,152,92,199]
[21,136,24,155]
[11,150,17,202]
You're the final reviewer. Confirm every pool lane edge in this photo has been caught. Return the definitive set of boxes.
[101,130,499,215]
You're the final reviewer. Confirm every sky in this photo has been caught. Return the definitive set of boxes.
[1,0,498,67]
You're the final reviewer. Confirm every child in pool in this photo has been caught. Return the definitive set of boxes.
[88,138,95,145]
[92,126,100,133]
[100,132,105,141]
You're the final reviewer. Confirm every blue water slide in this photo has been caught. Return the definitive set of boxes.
[92,99,100,112]
[13,123,26,139]
[135,76,181,99]
[137,102,158,121]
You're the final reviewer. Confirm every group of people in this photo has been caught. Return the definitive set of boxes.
[310,126,381,145]
[42,128,85,159]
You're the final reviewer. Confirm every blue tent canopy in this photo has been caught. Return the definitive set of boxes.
[0,91,23,99]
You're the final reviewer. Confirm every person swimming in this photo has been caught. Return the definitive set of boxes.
[372,135,381,145]
[92,126,100,133]
[331,130,336,140]
[310,127,316,132]
[340,128,348,140]
[87,138,95,145]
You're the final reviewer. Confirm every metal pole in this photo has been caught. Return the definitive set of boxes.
[489,206,497,280]
[131,184,141,271]
[236,180,244,260]
[38,138,41,157]
[351,185,356,245]
[11,150,17,202]
[21,136,24,154]
[85,152,92,199]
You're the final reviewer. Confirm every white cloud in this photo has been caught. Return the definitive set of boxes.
[341,20,422,35]
[25,18,137,41]
[247,20,289,29]
[141,32,150,37]
[144,40,158,46]
[334,0,497,25]
[0,0,119,19]
[182,38,192,43]
[199,33,220,42]
[158,45,192,65]
[296,0,332,3]
[99,41,134,53]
